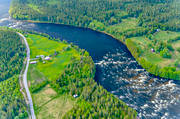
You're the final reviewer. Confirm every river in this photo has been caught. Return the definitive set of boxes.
[0,0,180,118]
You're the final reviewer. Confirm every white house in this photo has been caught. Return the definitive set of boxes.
[151,48,155,52]
[45,56,51,60]
[73,94,78,98]
[40,55,45,59]
[30,61,37,64]
[36,55,40,58]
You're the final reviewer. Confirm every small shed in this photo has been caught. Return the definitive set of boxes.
[40,55,45,59]
[73,94,78,98]
[36,55,40,58]
[45,56,51,60]
[54,51,58,56]
[30,61,37,64]
[151,48,155,53]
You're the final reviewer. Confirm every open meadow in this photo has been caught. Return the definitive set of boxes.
[26,33,81,118]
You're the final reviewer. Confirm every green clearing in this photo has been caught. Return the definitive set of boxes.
[47,0,60,5]
[105,17,142,39]
[26,33,81,118]
[144,52,164,64]
[130,36,149,49]
[130,36,164,64]
[28,4,42,14]
[106,18,139,33]
[115,11,128,18]
[130,30,180,68]
[173,40,180,48]
[33,85,75,119]
[27,64,47,88]
[27,34,81,81]
[152,31,180,41]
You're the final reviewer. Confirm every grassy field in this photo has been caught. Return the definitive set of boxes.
[130,30,180,68]
[47,0,60,5]
[152,31,180,41]
[105,17,144,40]
[106,18,139,33]
[33,85,75,119]
[27,34,81,81]
[28,4,42,14]
[26,33,81,118]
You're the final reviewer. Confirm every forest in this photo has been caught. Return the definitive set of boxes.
[10,0,180,31]
[0,28,28,119]
[10,0,180,80]
[0,76,28,119]
[0,29,25,81]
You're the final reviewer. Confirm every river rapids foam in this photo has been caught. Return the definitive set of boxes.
[95,48,180,119]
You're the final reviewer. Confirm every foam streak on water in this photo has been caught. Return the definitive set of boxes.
[95,48,180,119]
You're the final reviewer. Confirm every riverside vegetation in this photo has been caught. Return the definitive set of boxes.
[25,31,137,118]
[0,27,28,119]
[10,0,180,80]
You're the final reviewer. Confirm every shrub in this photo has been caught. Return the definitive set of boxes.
[177,47,180,53]
[160,48,171,58]
[167,44,174,51]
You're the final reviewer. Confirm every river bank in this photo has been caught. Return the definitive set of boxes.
[11,19,180,80]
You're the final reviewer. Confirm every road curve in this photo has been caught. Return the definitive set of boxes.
[17,32,36,119]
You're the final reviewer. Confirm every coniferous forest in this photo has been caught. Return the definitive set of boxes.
[10,0,180,31]
[0,28,28,119]
[0,29,25,81]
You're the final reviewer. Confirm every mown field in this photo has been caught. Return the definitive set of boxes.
[33,85,75,119]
